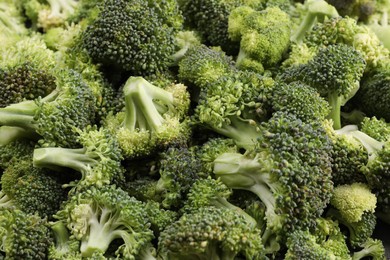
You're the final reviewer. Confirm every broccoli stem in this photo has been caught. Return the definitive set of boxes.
[33,147,98,173]
[0,126,38,145]
[327,93,342,130]
[0,191,13,208]
[290,14,318,43]
[122,77,174,132]
[47,0,78,17]
[51,221,72,254]
[347,130,384,161]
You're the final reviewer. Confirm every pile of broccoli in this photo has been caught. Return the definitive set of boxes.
[1,0,390,258]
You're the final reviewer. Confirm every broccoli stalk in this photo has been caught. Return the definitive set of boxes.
[352,238,386,260]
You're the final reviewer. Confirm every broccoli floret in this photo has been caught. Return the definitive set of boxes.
[0,136,35,169]
[105,76,190,159]
[182,177,258,228]
[323,123,368,185]
[280,42,317,69]
[213,112,333,251]
[0,70,97,148]
[354,68,390,122]
[158,206,265,260]
[81,0,182,76]
[0,209,52,260]
[325,0,375,21]
[285,218,351,260]
[0,0,27,42]
[54,185,155,259]
[48,221,82,260]
[366,0,390,50]
[228,6,291,72]
[352,238,386,260]
[290,0,339,43]
[0,159,66,218]
[280,44,366,129]
[270,81,331,123]
[171,30,202,64]
[0,36,58,108]
[33,126,123,187]
[305,16,390,71]
[360,116,390,141]
[194,71,274,149]
[178,44,236,89]
[155,146,205,209]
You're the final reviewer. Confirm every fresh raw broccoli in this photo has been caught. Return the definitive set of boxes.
[178,0,260,54]
[54,185,155,259]
[290,0,339,43]
[228,6,291,72]
[0,136,35,169]
[0,0,27,42]
[0,209,53,260]
[327,183,377,248]
[270,81,331,123]
[48,221,82,260]
[158,206,265,260]
[193,70,274,149]
[21,0,79,31]
[155,146,205,209]
[285,218,351,260]
[213,112,333,251]
[0,36,58,108]
[323,123,368,185]
[105,76,190,159]
[305,16,390,71]
[182,177,258,228]
[33,126,123,187]
[354,67,390,121]
[360,116,390,141]
[178,44,236,89]
[325,0,375,21]
[280,42,318,69]
[365,0,390,50]
[352,238,386,260]
[0,159,65,218]
[171,30,202,64]
[0,69,97,148]
[81,0,183,76]
[280,44,366,129]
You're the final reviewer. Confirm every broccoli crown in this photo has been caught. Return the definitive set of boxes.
[280,44,366,129]
[179,0,245,54]
[213,112,333,245]
[48,221,82,260]
[325,0,375,21]
[0,137,35,169]
[158,206,265,260]
[178,44,236,88]
[82,0,181,75]
[330,182,377,223]
[280,42,318,69]
[0,209,52,260]
[156,146,205,209]
[55,185,154,259]
[305,16,389,70]
[105,76,190,158]
[229,6,291,71]
[1,159,65,218]
[355,69,390,122]
[0,36,58,108]
[33,126,123,187]
[270,81,331,123]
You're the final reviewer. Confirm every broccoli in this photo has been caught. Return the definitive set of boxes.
[325,0,375,21]
[285,218,351,260]
[54,185,155,259]
[158,206,265,260]
[213,112,333,251]
[360,116,390,141]
[21,0,79,31]
[228,6,291,72]
[0,159,66,218]
[48,221,82,260]
[0,137,35,169]
[0,69,97,148]
[327,183,377,248]
[352,238,386,260]
[33,126,123,187]
[0,0,27,42]
[81,0,182,76]
[305,16,390,71]
[0,209,53,260]
[280,44,366,129]
[105,76,190,159]
[365,0,390,50]
[0,36,58,108]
